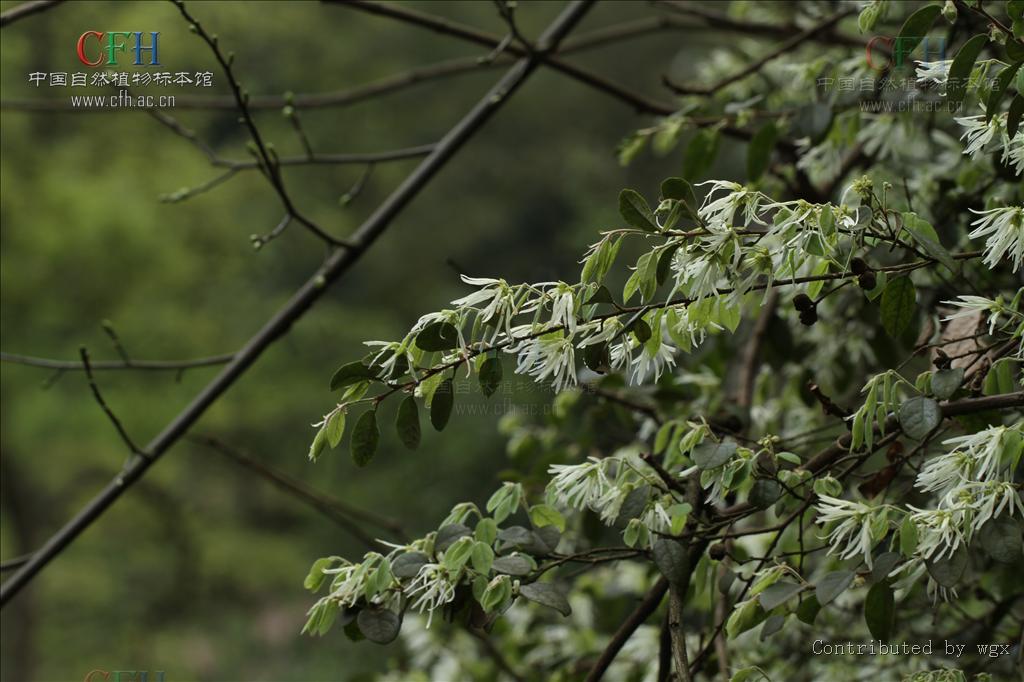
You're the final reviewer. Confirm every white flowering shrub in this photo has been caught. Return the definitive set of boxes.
[301,3,1023,681]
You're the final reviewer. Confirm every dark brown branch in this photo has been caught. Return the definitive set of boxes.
[174,1,353,248]
[0,0,595,609]
[0,0,62,27]
[79,347,145,457]
[334,0,676,115]
[190,435,406,545]
[584,578,669,682]
[714,391,1024,522]
[1,350,235,372]
[653,1,864,47]
[663,10,856,95]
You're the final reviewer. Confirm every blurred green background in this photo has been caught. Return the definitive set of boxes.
[0,1,711,679]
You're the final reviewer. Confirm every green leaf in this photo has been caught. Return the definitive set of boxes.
[749,479,782,509]
[634,251,659,303]
[692,441,738,470]
[758,581,804,611]
[395,396,421,450]
[977,516,1023,563]
[442,537,475,571]
[618,189,658,232]
[926,544,968,587]
[726,599,767,639]
[492,554,533,576]
[982,358,1017,395]
[656,244,680,286]
[900,516,919,557]
[351,409,380,467]
[760,614,786,640]
[326,410,346,449]
[1008,93,1024,138]
[653,539,690,585]
[986,60,1023,120]
[431,378,454,431]
[864,582,895,641]
[416,321,460,352]
[528,504,565,532]
[947,34,989,104]
[479,356,503,398]
[582,342,611,373]
[880,276,916,339]
[901,212,957,273]
[302,600,340,637]
[304,557,336,591]
[896,5,942,59]
[931,368,964,399]
[899,396,942,440]
[471,541,495,574]
[814,570,854,606]
[330,361,378,391]
[870,552,901,584]
[731,667,770,682]
[519,582,572,616]
[436,523,472,552]
[356,607,401,644]
[630,317,653,343]
[391,552,429,578]
[475,518,498,545]
[661,177,701,224]
[585,284,616,305]
[309,425,328,462]
[796,595,821,624]
[747,122,778,182]
[614,485,651,526]
[682,128,719,180]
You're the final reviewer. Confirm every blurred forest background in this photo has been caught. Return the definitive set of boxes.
[0,1,743,680]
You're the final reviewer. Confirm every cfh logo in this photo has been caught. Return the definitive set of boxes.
[865,35,946,71]
[83,670,165,682]
[76,31,160,67]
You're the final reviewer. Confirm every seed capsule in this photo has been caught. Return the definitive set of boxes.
[793,293,813,311]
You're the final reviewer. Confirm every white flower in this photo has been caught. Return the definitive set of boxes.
[451,275,519,340]
[907,506,966,561]
[1005,132,1024,175]
[815,495,888,567]
[941,294,1007,335]
[548,283,578,335]
[955,112,1001,160]
[547,458,612,511]
[322,557,379,608]
[630,337,677,384]
[696,180,758,230]
[967,206,1024,271]
[915,59,952,85]
[406,563,458,628]
[512,332,577,392]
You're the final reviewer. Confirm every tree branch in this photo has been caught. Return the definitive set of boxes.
[0,0,595,609]
[0,0,62,27]
[334,0,676,115]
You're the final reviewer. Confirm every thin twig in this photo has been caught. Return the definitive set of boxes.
[79,347,145,457]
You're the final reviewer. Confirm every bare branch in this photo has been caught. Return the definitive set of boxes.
[334,0,676,115]
[1,351,235,372]
[0,0,595,609]
[190,435,407,545]
[78,347,145,457]
[0,0,62,28]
